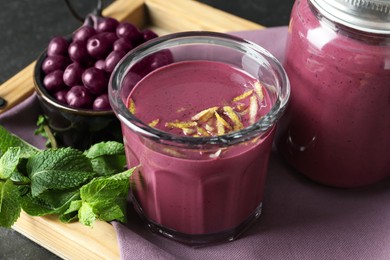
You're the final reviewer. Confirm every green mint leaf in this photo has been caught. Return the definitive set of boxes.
[78,202,96,226]
[64,200,82,214]
[92,199,126,222]
[80,169,133,200]
[0,147,21,179]
[10,158,31,196]
[84,141,125,158]
[21,189,80,216]
[0,180,21,228]
[59,200,82,223]
[10,161,31,184]
[77,168,135,226]
[84,141,126,176]
[34,115,48,139]
[0,125,39,158]
[27,148,96,197]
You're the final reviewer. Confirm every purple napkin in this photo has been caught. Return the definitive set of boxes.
[0,94,46,149]
[2,26,390,260]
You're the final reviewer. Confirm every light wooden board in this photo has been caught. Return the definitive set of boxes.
[2,0,264,259]
[13,212,120,260]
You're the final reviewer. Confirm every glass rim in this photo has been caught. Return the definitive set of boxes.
[109,31,290,148]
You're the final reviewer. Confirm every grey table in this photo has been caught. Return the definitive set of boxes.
[0,0,294,259]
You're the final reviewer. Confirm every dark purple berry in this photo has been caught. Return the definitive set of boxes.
[94,59,106,70]
[93,94,111,110]
[68,41,90,64]
[82,67,108,95]
[66,85,93,108]
[113,38,133,53]
[96,17,119,33]
[141,29,158,42]
[63,63,84,87]
[73,25,96,43]
[132,50,173,77]
[87,32,117,59]
[54,89,68,104]
[41,55,70,74]
[105,50,125,73]
[47,36,69,56]
[43,70,65,92]
[121,71,142,94]
[116,22,141,44]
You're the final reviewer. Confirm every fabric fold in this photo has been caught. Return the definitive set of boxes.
[112,222,177,260]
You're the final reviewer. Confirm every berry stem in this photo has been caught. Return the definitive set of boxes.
[43,124,58,149]
[94,0,103,17]
[64,0,105,23]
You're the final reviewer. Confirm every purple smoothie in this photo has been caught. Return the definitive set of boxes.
[122,60,274,235]
[276,0,390,187]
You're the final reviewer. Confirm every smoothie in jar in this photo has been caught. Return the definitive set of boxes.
[109,32,290,244]
[276,0,390,187]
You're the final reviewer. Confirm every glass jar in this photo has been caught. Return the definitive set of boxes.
[109,32,290,244]
[276,0,390,187]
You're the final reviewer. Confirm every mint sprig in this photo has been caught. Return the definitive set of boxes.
[0,125,132,228]
[35,115,58,148]
[59,169,134,226]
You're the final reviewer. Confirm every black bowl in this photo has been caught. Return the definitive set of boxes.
[33,50,122,150]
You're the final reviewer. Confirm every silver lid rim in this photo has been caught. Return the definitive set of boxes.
[310,0,390,34]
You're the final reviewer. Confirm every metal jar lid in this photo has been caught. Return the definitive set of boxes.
[310,0,390,34]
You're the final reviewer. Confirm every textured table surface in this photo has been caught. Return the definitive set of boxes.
[0,0,294,259]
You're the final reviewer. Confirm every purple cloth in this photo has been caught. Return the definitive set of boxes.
[1,27,390,260]
[0,94,46,150]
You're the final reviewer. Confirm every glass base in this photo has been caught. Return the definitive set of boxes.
[131,195,263,245]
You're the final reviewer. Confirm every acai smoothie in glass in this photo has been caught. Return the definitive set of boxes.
[109,32,289,244]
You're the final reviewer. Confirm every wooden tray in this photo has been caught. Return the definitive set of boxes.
[1,0,263,259]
